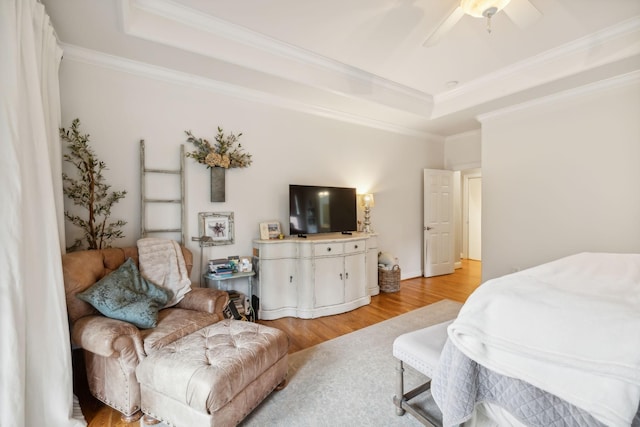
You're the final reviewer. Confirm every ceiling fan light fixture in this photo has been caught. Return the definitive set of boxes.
[460,0,511,18]
[482,6,498,18]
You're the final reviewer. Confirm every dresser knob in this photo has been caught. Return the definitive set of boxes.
[354,245,358,249]
[327,247,331,252]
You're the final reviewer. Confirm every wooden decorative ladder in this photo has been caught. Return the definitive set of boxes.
[139,140,186,244]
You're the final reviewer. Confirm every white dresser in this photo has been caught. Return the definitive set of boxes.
[253,233,378,320]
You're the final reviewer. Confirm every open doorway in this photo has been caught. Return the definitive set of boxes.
[462,169,481,261]
[428,168,481,277]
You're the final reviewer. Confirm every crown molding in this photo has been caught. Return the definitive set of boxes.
[61,43,437,139]
[477,69,640,123]
[446,128,481,140]
[121,0,433,116]
[65,2,639,137]
[433,16,640,117]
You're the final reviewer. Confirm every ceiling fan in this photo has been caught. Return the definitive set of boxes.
[423,0,541,47]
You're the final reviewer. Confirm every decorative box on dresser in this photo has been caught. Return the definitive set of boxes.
[253,233,376,320]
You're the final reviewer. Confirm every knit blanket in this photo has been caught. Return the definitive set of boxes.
[137,238,191,307]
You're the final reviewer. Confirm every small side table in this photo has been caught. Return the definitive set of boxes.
[203,271,256,321]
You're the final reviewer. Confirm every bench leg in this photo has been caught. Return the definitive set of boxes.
[394,359,406,416]
[393,358,440,426]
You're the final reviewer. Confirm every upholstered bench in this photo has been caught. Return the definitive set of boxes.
[136,319,289,427]
[392,320,452,427]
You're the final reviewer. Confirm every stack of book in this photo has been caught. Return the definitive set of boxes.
[229,291,246,311]
[224,291,252,321]
[211,266,234,278]
[208,258,235,278]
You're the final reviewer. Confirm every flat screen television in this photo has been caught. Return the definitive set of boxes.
[289,185,357,235]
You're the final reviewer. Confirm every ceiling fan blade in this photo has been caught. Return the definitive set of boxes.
[503,0,542,29]
[422,6,465,47]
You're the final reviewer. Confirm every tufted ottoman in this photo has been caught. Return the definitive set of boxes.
[136,319,289,427]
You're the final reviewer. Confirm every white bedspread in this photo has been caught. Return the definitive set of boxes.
[447,252,640,427]
[137,238,191,307]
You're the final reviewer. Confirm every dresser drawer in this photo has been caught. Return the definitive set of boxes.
[313,242,344,257]
[344,240,365,254]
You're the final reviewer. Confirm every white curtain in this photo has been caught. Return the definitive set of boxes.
[0,1,85,426]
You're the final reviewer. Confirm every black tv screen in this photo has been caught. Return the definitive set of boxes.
[289,185,357,235]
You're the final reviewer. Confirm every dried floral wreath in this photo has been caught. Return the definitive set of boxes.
[185,127,252,169]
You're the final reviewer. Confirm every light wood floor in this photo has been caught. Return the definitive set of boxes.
[76,259,481,426]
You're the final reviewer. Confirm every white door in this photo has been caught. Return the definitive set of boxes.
[423,169,455,277]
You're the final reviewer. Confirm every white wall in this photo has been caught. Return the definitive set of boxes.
[59,58,444,281]
[480,75,640,280]
[444,129,481,171]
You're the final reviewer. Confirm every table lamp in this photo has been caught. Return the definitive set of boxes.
[359,193,375,233]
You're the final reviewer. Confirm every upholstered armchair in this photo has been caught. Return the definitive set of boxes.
[63,246,229,422]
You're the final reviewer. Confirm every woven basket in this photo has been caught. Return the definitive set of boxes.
[379,265,400,293]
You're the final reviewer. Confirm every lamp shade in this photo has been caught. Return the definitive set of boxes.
[460,0,511,17]
[359,193,375,208]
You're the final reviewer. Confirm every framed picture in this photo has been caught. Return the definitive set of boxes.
[259,221,281,240]
[199,212,234,246]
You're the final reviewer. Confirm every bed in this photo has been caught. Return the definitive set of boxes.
[431,252,640,427]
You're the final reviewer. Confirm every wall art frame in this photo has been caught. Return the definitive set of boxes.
[259,221,281,240]
[199,212,234,246]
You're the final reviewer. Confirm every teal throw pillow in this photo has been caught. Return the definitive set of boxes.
[77,257,172,329]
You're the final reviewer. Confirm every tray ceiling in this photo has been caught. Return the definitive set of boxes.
[43,0,640,136]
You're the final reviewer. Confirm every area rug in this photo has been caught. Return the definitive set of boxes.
[242,299,461,426]
[141,298,461,427]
